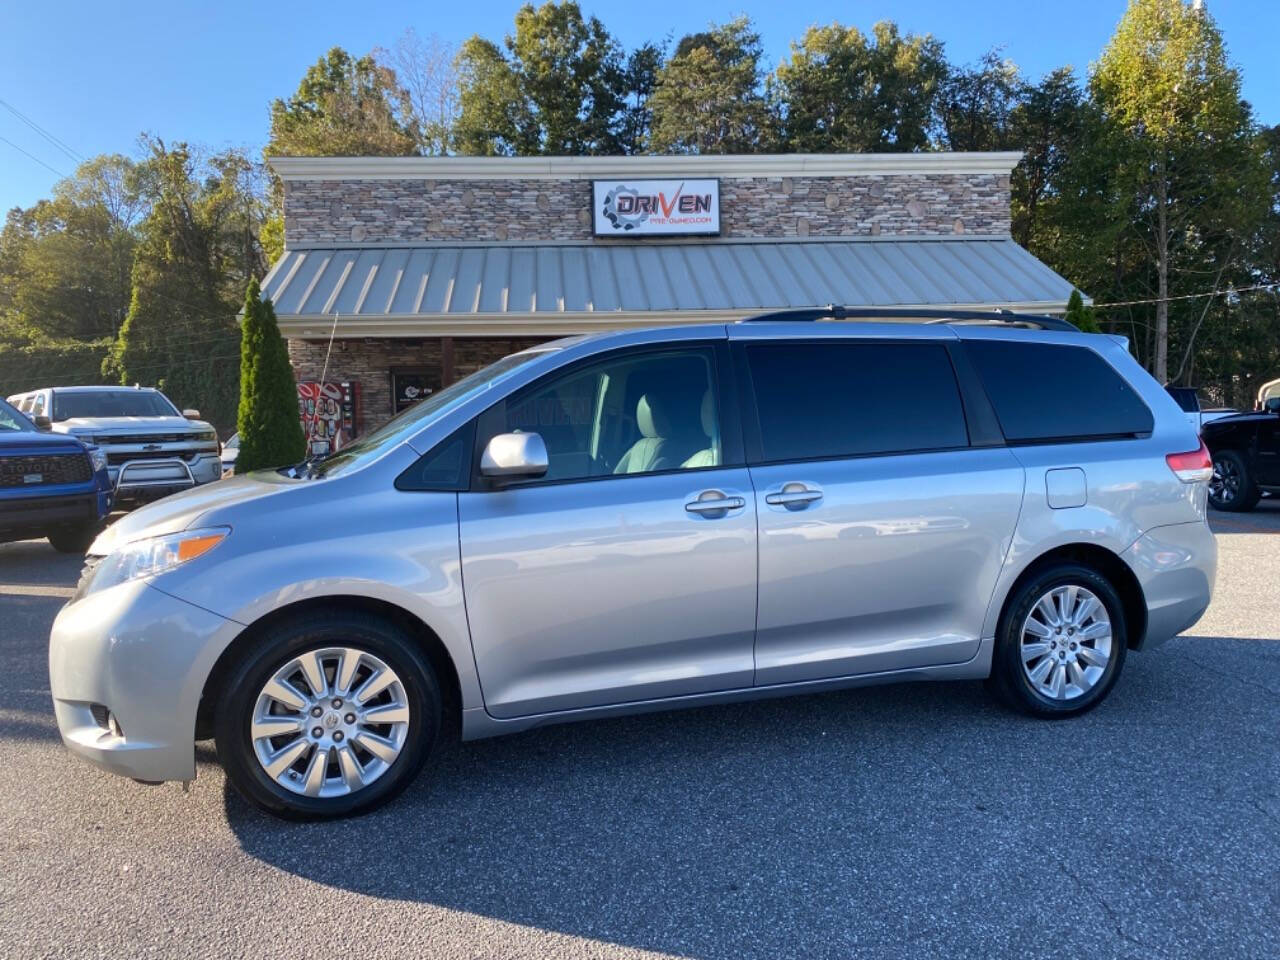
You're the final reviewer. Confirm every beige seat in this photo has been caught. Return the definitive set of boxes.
[614,394,679,474]
[681,390,718,469]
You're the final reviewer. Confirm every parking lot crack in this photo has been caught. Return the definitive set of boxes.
[1053,858,1158,955]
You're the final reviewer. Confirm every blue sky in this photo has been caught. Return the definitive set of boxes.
[2,0,1277,212]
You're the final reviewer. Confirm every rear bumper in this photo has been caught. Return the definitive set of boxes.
[1124,521,1217,649]
[49,579,243,782]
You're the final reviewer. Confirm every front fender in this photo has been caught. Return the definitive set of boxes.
[153,487,481,709]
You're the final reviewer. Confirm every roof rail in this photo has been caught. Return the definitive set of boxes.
[739,305,1078,333]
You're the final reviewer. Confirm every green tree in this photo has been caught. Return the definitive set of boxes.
[107,141,240,429]
[235,280,305,473]
[936,49,1023,151]
[453,1,632,156]
[649,17,768,154]
[770,22,946,153]
[1064,288,1101,332]
[1007,68,1089,249]
[618,41,665,154]
[1092,0,1264,382]
[0,155,146,339]
[267,47,418,158]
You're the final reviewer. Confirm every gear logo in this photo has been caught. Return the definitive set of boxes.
[601,185,648,232]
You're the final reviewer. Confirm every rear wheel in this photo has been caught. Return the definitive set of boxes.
[215,610,440,820]
[1208,449,1259,512]
[47,521,100,554]
[987,563,1128,718]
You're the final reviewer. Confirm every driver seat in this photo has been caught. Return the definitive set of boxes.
[614,394,678,474]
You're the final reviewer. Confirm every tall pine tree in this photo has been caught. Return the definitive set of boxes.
[235,281,305,473]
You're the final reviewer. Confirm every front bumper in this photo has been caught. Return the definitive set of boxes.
[108,454,221,501]
[49,579,243,782]
[1123,520,1218,649]
[0,487,109,540]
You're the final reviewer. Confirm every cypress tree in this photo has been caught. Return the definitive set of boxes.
[235,281,306,473]
[1064,288,1101,333]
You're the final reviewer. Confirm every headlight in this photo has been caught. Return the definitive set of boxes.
[88,446,108,472]
[84,527,229,596]
[195,429,218,444]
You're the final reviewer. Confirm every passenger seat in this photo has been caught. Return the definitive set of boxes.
[681,390,718,469]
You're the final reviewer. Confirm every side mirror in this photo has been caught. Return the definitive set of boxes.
[182,408,201,419]
[32,415,52,432]
[1264,397,1280,414]
[480,432,548,479]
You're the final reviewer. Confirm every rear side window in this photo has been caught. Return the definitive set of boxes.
[966,341,1154,442]
[745,342,969,462]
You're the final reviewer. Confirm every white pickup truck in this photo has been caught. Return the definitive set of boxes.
[6,385,222,505]
[1164,386,1237,435]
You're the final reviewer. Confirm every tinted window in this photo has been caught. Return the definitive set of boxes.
[967,341,1154,442]
[396,427,472,491]
[0,399,31,432]
[495,348,719,483]
[746,342,968,461]
[1165,386,1198,413]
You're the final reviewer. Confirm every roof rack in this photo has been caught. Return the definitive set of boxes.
[739,305,1078,333]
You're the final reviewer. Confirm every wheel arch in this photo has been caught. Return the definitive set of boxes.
[195,595,463,740]
[996,543,1148,652]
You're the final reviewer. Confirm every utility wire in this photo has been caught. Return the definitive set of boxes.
[1093,283,1278,310]
[0,99,84,164]
[0,134,66,178]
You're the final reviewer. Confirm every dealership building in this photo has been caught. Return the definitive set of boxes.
[264,152,1078,443]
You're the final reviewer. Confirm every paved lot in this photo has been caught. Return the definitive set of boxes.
[1,507,1277,959]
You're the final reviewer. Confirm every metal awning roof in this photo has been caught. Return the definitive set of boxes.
[262,237,1080,338]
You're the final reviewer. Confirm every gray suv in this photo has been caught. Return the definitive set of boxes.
[50,310,1217,819]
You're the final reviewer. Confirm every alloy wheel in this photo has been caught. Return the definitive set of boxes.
[1020,585,1113,701]
[250,647,411,798]
[1209,456,1239,505]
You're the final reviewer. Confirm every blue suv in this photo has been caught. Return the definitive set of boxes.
[0,397,112,553]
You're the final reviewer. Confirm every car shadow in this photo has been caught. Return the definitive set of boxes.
[219,656,1260,959]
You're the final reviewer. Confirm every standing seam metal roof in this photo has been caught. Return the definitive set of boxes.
[262,237,1078,319]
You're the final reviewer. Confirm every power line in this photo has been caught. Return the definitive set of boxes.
[0,99,84,164]
[0,134,66,179]
[1093,283,1278,310]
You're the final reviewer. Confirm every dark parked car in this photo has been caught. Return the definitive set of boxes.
[0,397,113,552]
[1202,396,1280,511]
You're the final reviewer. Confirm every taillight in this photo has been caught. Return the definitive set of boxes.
[1166,440,1213,483]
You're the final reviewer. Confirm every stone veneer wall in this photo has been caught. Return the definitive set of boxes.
[283,174,1011,247]
[289,336,549,434]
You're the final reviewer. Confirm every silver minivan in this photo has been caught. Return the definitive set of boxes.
[50,310,1217,819]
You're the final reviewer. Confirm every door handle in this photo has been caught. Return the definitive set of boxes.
[685,492,746,515]
[765,484,824,508]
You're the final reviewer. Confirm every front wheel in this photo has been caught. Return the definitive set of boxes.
[47,521,101,554]
[215,610,441,820]
[1208,449,1259,512]
[987,563,1128,718]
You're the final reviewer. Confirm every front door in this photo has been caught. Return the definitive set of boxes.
[458,343,758,719]
[736,336,1025,685]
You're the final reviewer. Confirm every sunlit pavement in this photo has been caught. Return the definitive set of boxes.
[1,504,1277,959]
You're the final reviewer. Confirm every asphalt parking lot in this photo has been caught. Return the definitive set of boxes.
[2,507,1277,959]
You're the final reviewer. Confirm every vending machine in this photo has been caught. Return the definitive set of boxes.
[297,381,359,456]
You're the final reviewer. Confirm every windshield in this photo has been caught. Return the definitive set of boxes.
[52,390,179,421]
[311,350,550,478]
[0,398,33,432]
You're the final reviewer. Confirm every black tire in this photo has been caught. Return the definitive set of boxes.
[47,521,100,554]
[215,609,441,820]
[986,562,1128,718]
[1208,449,1260,512]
